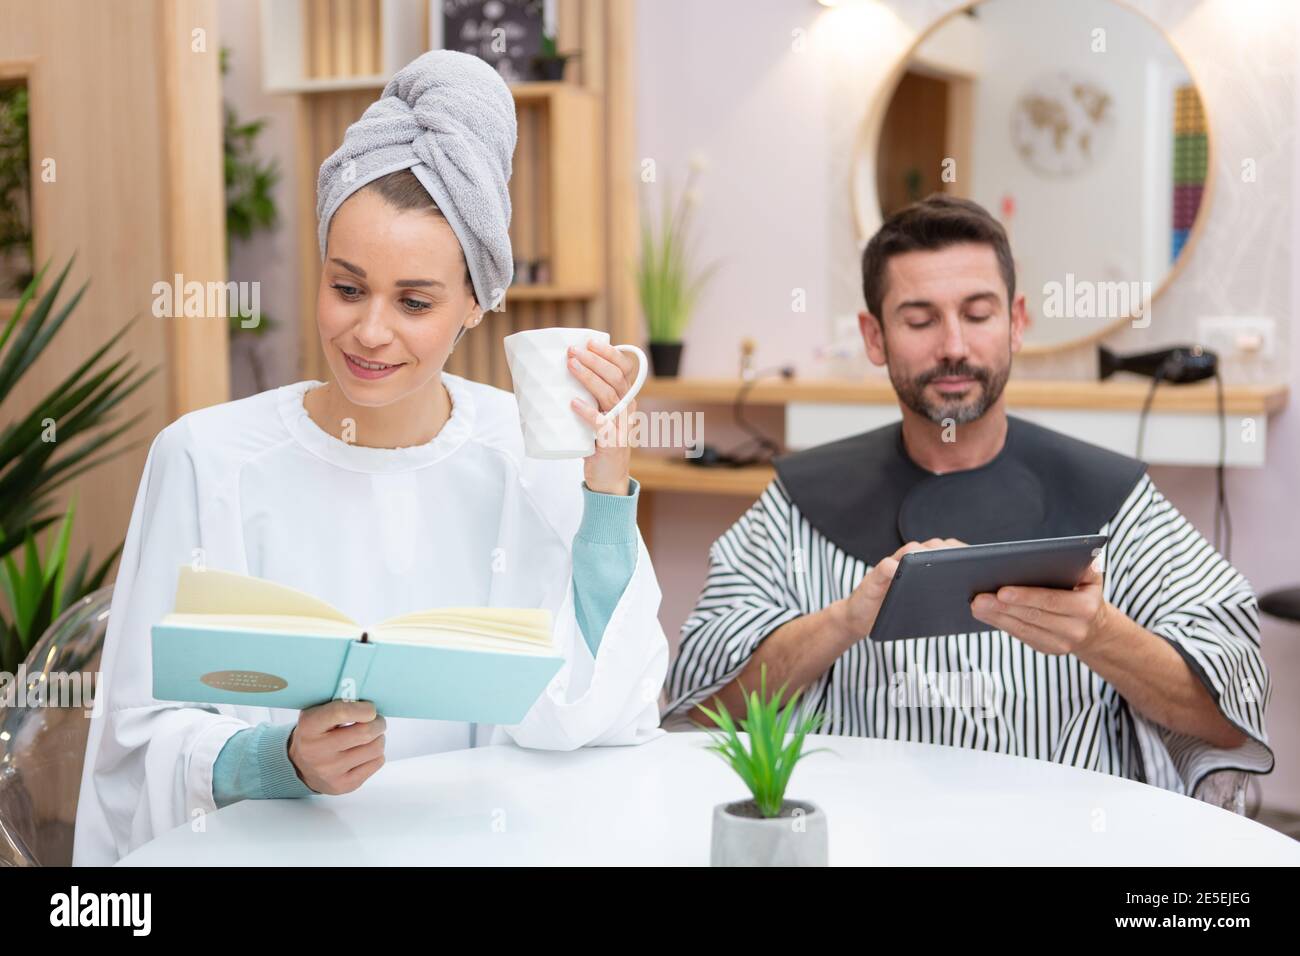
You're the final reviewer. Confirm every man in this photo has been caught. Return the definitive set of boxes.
[664,194,1271,795]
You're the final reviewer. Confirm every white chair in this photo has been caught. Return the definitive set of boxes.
[0,587,111,867]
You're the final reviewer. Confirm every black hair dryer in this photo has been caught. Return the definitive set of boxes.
[1098,345,1218,384]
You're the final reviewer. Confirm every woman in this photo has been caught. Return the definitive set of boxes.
[73,51,667,865]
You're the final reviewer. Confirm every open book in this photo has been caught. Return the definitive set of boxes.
[151,567,563,723]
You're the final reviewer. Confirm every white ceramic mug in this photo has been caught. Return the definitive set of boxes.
[504,327,649,459]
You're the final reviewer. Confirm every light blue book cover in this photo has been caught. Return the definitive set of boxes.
[151,568,564,724]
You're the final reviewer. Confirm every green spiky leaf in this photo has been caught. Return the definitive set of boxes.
[693,662,828,817]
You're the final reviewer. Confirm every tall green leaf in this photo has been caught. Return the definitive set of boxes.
[0,255,152,668]
[636,168,719,344]
[0,257,152,561]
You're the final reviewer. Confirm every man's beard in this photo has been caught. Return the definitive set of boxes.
[886,352,1010,426]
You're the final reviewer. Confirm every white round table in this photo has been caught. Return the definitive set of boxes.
[118,732,1300,865]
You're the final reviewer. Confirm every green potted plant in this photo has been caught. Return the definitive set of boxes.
[0,256,153,671]
[696,664,830,866]
[531,31,580,82]
[637,162,717,378]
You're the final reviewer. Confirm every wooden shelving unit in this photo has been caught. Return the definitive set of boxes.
[630,372,1292,548]
[631,454,773,498]
[505,284,600,302]
[261,0,428,94]
[639,376,1289,415]
[631,452,775,549]
[631,376,1290,495]
[504,82,602,299]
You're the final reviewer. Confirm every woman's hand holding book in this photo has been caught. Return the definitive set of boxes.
[287,699,387,795]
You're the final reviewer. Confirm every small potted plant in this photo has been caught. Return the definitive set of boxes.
[532,31,580,82]
[696,664,829,866]
[637,159,718,378]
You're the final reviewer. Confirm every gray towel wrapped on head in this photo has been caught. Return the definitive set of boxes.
[316,50,516,312]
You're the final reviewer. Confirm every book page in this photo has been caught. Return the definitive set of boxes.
[172,567,357,625]
[380,607,551,631]
[160,613,360,638]
[372,608,554,653]
[371,627,557,654]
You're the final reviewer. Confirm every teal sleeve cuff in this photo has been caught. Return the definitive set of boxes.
[256,722,317,799]
[212,722,317,808]
[577,476,640,544]
[572,477,640,655]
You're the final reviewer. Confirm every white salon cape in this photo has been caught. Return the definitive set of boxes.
[72,373,668,865]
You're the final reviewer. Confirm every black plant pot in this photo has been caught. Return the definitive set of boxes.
[649,342,684,378]
[533,58,569,82]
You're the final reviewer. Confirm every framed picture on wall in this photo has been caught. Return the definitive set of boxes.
[0,67,33,302]
[442,0,546,84]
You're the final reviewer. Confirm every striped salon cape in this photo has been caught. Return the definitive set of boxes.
[664,473,1273,795]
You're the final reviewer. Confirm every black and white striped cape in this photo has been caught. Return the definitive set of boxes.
[664,473,1273,795]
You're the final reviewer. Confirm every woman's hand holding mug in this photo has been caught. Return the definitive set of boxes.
[567,338,643,495]
[503,328,648,494]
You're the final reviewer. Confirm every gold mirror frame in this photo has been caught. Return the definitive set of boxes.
[849,0,1216,355]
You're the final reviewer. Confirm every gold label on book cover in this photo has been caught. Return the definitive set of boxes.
[200,670,287,693]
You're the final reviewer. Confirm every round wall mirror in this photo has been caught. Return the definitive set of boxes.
[854,0,1211,353]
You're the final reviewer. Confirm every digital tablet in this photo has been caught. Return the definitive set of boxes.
[868,535,1108,642]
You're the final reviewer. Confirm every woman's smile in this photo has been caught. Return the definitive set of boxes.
[342,349,406,380]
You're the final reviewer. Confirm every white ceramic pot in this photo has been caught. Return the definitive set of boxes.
[710,799,828,866]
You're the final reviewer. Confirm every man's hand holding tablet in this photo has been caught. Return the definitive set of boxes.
[970,556,1108,656]
[864,535,1108,643]
[833,538,968,640]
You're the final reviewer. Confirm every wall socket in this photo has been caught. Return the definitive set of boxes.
[1195,316,1276,359]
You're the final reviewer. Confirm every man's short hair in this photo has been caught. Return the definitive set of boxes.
[861,194,1016,322]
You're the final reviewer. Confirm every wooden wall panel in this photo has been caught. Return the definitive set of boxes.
[512,101,540,268]
[0,0,227,573]
[307,0,382,79]
[603,0,638,346]
[297,87,385,382]
[160,0,230,416]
